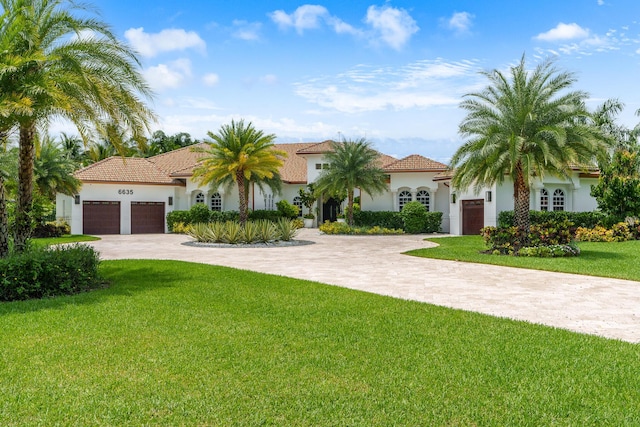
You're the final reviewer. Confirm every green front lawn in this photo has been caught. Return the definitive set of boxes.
[407,236,640,282]
[0,260,638,425]
[31,234,100,247]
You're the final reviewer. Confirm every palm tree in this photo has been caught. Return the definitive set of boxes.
[0,141,17,257]
[0,0,155,252]
[314,139,389,226]
[192,119,286,224]
[34,136,81,200]
[450,55,608,242]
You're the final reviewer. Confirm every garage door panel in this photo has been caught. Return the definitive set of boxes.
[83,201,120,235]
[131,202,165,234]
[462,199,484,236]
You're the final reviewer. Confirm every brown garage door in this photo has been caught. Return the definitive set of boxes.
[462,199,484,235]
[131,202,165,234]
[83,201,121,235]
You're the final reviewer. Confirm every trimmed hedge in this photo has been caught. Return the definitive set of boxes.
[248,210,283,221]
[353,210,442,233]
[167,208,239,232]
[353,211,404,229]
[0,244,102,301]
[497,210,606,229]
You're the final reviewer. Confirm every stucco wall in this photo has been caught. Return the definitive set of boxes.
[62,183,182,235]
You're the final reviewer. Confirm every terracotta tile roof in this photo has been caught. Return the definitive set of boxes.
[74,157,179,185]
[149,142,208,175]
[276,142,315,183]
[295,140,337,154]
[433,170,454,181]
[384,154,448,172]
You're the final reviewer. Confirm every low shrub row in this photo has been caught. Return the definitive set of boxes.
[518,244,580,258]
[319,221,404,235]
[575,222,640,242]
[32,220,71,238]
[186,219,300,244]
[0,244,102,301]
[353,207,442,233]
[497,210,606,229]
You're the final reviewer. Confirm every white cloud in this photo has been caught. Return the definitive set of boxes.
[232,20,262,41]
[270,5,329,34]
[202,73,220,87]
[535,23,590,41]
[143,59,192,90]
[446,12,474,33]
[124,27,206,57]
[293,59,481,113]
[365,5,419,50]
[597,0,604,5]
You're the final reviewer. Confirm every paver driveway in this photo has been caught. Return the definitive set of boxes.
[88,229,640,343]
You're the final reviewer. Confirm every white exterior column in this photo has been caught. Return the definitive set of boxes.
[391,190,398,211]
[410,189,417,202]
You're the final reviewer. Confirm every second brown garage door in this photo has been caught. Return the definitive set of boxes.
[131,202,165,234]
[83,201,121,234]
[462,199,484,235]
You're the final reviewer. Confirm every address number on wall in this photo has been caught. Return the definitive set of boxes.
[118,189,134,195]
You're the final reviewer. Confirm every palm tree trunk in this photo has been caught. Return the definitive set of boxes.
[0,176,9,258]
[347,190,354,226]
[513,162,530,249]
[237,170,248,225]
[15,122,36,253]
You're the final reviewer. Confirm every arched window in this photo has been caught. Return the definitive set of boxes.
[293,196,303,217]
[552,189,565,211]
[398,190,412,211]
[210,193,222,211]
[540,188,549,211]
[416,190,430,211]
[195,192,205,204]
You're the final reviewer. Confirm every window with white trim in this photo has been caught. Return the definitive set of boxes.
[552,189,565,211]
[195,192,205,204]
[210,193,222,211]
[540,188,549,211]
[398,190,412,211]
[416,190,430,211]
[293,196,303,216]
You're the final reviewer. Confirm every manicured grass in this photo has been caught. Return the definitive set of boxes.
[407,235,640,282]
[32,234,100,247]
[0,260,638,425]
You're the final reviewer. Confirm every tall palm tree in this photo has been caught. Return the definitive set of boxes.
[314,139,388,226]
[192,119,286,224]
[450,55,608,242]
[0,0,155,252]
[0,141,17,257]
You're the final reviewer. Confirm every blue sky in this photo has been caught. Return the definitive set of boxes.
[81,0,640,161]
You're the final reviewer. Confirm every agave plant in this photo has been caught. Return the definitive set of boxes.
[242,221,260,244]
[222,221,243,244]
[187,223,211,242]
[256,219,277,243]
[275,218,299,241]
[210,221,226,243]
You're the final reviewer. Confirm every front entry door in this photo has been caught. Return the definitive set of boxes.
[322,197,341,223]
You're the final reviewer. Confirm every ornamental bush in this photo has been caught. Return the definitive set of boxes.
[276,200,299,219]
[0,244,102,301]
[166,210,190,232]
[518,244,580,257]
[189,203,212,224]
[575,222,636,242]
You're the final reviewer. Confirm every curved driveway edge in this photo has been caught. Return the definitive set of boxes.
[87,229,640,344]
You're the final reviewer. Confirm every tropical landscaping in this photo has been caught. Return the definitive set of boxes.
[2,0,640,425]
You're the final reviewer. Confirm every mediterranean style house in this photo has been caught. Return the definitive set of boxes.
[56,140,600,235]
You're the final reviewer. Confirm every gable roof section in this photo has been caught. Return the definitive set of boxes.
[148,142,208,175]
[384,154,448,172]
[74,157,180,185]
[276,142,315,183]
[295,140,337,155]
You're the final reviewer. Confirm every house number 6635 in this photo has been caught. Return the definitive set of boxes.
[118,189,133,195]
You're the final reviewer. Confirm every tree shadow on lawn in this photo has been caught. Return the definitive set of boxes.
[0,260,192,316]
